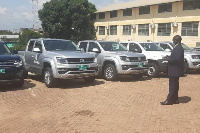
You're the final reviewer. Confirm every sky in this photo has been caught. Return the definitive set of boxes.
[0,0,132,32]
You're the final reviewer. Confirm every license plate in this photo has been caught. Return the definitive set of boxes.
[0,69,5,74]
[137,63,143,67]
[79,65,88,71]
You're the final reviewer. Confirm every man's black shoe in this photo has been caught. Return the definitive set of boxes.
[173,100,179,104]
[160,101,173,105]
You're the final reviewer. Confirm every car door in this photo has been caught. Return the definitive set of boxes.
[31,40,44,74]
[24,40,35,71]
[87,42,103,72]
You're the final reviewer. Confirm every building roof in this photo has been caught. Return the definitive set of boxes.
[96,0,182,13]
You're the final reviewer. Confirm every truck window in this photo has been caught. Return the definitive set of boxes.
[34,41,42,53]
[88,42,101,52]
[120,43,128,47]
[79,42,88,51]
[129,43,142,52]
[44,40,79,51]
[0,43,10,55]
[28,41,35,51]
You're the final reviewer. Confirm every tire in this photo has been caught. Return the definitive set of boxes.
[84,76,96,84]
[104,64,118,81]
[16,78,24,87]
[132,74,143,80]
[147,63,159,78]
[184,61,189,73]
[44,67,56,88]
[23,70,28,79]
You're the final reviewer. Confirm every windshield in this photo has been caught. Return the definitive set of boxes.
[99,42,127,51]
[169,42,191,51]
[43,40,80,51]
[140,43,164,51]
[0,43,11,55]
[182,43,191,51]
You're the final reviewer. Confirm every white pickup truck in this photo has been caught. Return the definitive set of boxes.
[120,41,171,77]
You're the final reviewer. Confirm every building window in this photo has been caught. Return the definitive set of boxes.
[91,14,96,20]
[110,25,117,35]
[123,25,131,35]
[99,26,105,35]
[99,13,105,19]
[157,23,171,36]
[138,24,149,36]
[110,10,117,18]
[139,6,150,15]
[181,22,199,36]
[123,8,132,16]
[158,3,172,13]
[183,0,200,10]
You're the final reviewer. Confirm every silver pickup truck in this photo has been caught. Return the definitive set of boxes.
[156,41,200,73]
[78,40,148,81]
[19,38,98,88]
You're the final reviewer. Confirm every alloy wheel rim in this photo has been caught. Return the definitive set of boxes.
[148,66,155,76]
[44,71,51,84]
[106,67,114,79]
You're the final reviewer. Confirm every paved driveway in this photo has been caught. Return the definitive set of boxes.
[0,73,200,133]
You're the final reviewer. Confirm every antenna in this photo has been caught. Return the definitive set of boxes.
[32,0,39,30]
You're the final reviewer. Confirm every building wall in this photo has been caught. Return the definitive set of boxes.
[94,1,200,47]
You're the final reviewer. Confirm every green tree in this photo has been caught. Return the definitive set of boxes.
[16,30,43,50]
[38,0,96,43]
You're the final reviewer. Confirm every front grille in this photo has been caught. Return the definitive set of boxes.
[129,56,146,62]
[0,61,15,67]
[67,58,94,64]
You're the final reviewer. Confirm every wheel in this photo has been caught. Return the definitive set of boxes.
[132,74,143,80]
[16,78,24,87]
[23,70,28,79]
[44,67,56,88]
[184,61,189,73]
[104,64,117,81]
[84,76,96,84]
[147,63,159,77]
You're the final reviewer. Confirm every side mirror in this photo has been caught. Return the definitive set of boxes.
[165,49,171,52]
[80,48,85,52]
[92,48,100,53]
[33,47,41,53]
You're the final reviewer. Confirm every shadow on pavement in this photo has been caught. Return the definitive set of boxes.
[179,96,191,104]
[0,80,36,92]
[115,75,153,82]
[55,79,105,89]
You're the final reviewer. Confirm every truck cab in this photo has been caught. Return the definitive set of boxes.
[0,41,24,87]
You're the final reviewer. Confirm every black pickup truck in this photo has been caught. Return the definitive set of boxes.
[0,41,24,87]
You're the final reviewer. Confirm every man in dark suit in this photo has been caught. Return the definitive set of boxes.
[160,35,185,105]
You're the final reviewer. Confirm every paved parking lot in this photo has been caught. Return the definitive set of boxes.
[0,72,200,133]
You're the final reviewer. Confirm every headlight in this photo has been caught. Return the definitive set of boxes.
[14,60,23,67]
[93,58,97,63]
[120,56,130,62]
[162,55,169,60]
[192,55,199,59]
[56,57,68,64]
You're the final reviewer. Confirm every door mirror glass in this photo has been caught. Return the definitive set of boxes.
[92,48,100,53]
[33,47,41,53]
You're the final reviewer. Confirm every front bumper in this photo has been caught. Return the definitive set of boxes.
[0,66,24,82]
[188,59,200,70]
[54,63,98,79]
[118,61,149,75]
